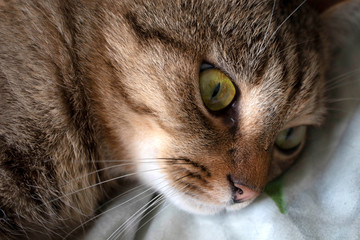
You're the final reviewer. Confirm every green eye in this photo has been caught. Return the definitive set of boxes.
[199,68,236,111]
[275,126,307,151]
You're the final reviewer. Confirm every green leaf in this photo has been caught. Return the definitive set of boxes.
[265,176,287,214]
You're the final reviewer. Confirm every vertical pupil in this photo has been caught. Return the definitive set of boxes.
[211,83,221,99]
[285,128,294,140]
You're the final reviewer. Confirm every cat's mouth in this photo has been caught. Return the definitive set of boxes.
[139,166,263,215]
[133,150,265,215]
[131,134,267,215]
[137,161,262,215]
[165,188,258,215]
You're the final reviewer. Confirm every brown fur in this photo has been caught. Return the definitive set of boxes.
[0,0,333,238]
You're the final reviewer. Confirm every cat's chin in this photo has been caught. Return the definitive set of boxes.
[167,192,254,215]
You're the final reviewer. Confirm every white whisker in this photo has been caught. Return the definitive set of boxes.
[107,194,166,240]
[257,0,276,56]
[62,163,136,187]
[108,183,189,240]
[37,167,167,215]
[64,185,157,239]
[326,97,360,103]
[92,157,188,164]
[277,39,316,54]
[325,79,360,92]
[64,168,191,238]
[95,184,147,211]
[134,202,171,237]
[134,187,191,238]
[326,67,360,85]
[94,171,179,212]
[259,0,307,55]
[62,158,191,187]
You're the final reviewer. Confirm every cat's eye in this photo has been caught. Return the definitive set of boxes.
[199,68,236,111]
[275,126,307,153]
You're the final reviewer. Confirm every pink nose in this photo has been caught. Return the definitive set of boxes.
[233,183,260,203]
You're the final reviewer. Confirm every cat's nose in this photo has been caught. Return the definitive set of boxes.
[228,175,260,203]
[232,183,260,203]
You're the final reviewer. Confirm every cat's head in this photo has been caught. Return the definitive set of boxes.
[92,0,328,214]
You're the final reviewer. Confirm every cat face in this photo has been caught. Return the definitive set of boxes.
[92,0,327,214]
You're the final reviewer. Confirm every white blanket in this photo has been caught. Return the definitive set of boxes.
[84,1,360,239]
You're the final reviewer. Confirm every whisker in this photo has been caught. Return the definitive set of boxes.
[259,0,307,55]
[35,167,168,217]
[64,167,192,238]
[64,166,192,239]
[16,226,36,240]
[325,97,360,103]
[20,223,63,240]
[61,163,136,187]
[92,157,190,164]
[277,38,316,54]
[17,185,89,223]
[174,173,193,182]
[21,227,30,240]
[117,196,169,240]
[95,184,147,211]
[97,166,191,210]
[60,168,165,200]
[65,169,188,239]
[326,67,360,86]
[63,185,157,239]
[62,158,192,188]
[325,78,360,92]
[106,172,192,240]
[109,182,190,240]
[257,0,277,56]
[94,170,179,212]
[39,221,64,240]
[107,194,166,240]
[133,186,192,238]
[134,202,171,237]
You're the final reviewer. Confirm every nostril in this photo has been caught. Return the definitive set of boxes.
[228,175,260,203]
[233,186,244,203]
[232,183,260,203]
[235,187,243,195]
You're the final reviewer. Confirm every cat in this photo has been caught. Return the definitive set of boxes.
[0,0,336,238]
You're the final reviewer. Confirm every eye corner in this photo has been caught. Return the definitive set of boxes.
[199,62,215,72]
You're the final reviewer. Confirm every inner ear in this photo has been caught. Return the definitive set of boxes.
[308,0,346,13]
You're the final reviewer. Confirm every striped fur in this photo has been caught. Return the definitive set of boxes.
[0,0,331,238]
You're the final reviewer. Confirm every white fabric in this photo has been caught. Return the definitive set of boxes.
[84,2,360,239]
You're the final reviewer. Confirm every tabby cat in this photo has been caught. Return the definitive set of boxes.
[0,0,337,238]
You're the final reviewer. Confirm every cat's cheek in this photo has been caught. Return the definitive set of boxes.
[166,192,254,215]
[131,136,170,190]
[125,127,180,200]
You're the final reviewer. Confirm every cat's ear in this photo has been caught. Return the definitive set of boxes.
[319,0,360,48]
